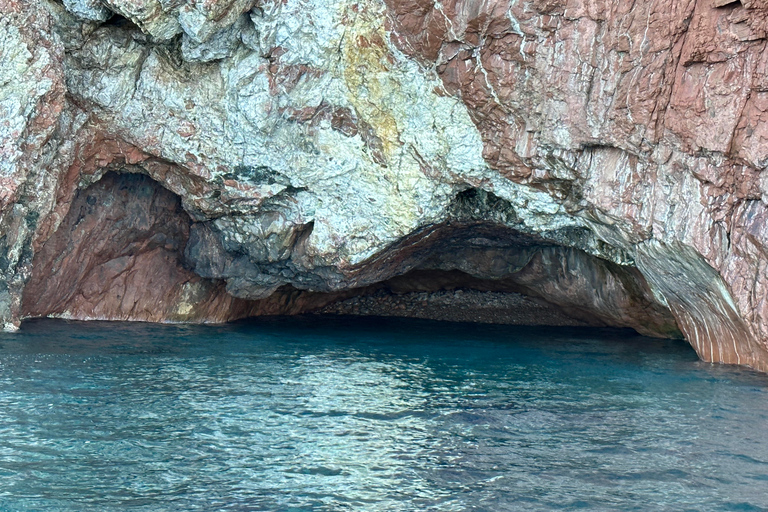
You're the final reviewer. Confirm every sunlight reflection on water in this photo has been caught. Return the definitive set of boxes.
[0,317,767,511]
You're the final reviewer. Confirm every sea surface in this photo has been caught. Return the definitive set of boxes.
[0,317,767,511]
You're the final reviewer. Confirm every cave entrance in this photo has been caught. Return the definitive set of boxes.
[21,172,681,340]
[21,172,256,323]
[308,222,681,339]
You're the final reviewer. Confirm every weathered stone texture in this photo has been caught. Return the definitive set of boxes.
[0,0,68,329]
[2,0,768,370]
[22,172,253,323]
[384,0,768,369]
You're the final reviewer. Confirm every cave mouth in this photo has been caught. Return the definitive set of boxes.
[21,171,681,339]
[305,227,682,339]
[315,268,595,327]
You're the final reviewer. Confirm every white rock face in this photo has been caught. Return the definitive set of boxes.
[61,0,585,278]
[61,0,110,21]
[0,18,51,192]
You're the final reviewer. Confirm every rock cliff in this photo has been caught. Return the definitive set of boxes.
[2,0,768,369]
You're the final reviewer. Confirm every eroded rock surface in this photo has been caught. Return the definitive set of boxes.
[2,0,768,369]
[22,172,260,322]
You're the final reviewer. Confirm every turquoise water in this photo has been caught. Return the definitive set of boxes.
[0,318,767,511]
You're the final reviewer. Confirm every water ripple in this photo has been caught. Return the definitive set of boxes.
[0,317,766,510]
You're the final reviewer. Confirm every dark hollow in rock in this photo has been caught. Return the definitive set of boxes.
[22,172,682,338]
[22,172,262,323]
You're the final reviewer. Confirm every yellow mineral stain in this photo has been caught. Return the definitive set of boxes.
[176,302,194,316]
[341,9,401,162]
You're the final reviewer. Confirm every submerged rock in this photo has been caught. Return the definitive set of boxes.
[2,0,768,369]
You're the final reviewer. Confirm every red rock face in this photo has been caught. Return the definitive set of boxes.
[383,0,768,369]
[384,0,768,167]
[22,172,260,323]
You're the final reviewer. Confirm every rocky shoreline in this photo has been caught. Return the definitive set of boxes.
[316,288,593,327]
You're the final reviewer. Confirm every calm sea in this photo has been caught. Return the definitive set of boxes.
[0,317,766,511]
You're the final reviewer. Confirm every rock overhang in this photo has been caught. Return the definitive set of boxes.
[2,0,768,370]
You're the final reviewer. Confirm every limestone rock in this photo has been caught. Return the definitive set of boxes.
[2,0,768,370]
